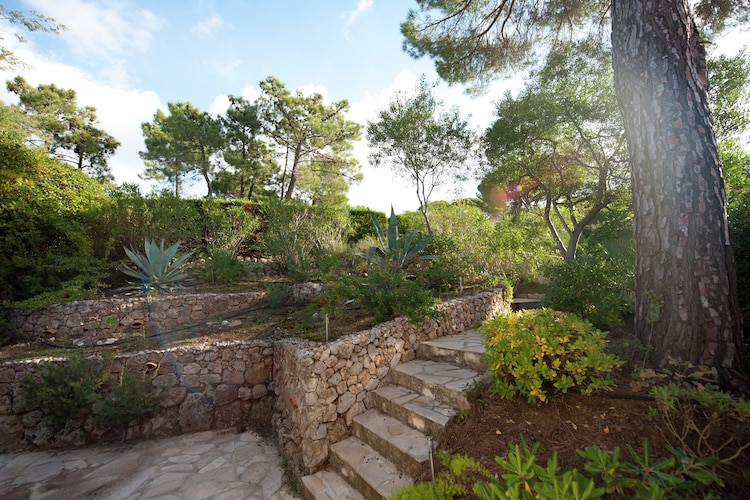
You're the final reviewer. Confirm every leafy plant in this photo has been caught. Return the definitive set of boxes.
[358,267,440,323]
[95,369,160,430]
[480,309,623,402]
[264,282,288,308]
[355,207,436,271]
[200,247,247,284]
[542,246,634,328]
[119,238,194,293]
[20,353,107,432]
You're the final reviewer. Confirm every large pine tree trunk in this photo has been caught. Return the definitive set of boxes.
[611,0,746,389]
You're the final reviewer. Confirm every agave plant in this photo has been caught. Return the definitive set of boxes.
[356,207,437,271]
[119,238,194,293]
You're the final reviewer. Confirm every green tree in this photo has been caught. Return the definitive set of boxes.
[367,77,475,234]
[482,39,629,261]
[402,0,750,388]
[217,95,275,200]
[0,5,64,70]
[6,76,119,182]
[140,102,224,197]
[257,76,362,201]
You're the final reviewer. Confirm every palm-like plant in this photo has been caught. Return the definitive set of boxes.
[356,208,436,270]
[119,238,194,293]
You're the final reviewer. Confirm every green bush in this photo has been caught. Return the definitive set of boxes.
[359,267,440,323]
[480,309,622,402]
[20,353,106,432]
[94,370,160,430]
[260,200,352,280]
[0,137,110,304]
[264,282,288,308]
[542,246,634,328]
[199,247,247,284]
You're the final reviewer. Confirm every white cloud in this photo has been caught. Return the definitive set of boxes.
[0,37,162,191]
[202,58,243,79]
[344,0,374,32]
[191,14,224,37]
[25,0,162,58]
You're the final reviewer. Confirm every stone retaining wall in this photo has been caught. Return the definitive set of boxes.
[0,286,509,473]
[10,283,323,345]
[272,287,510,475]
[0,340,275,453]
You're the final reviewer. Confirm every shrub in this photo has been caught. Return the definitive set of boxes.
[94,370,160,430]
[0,137,110,304]
[480,309,623,402]
[20,353,106,432]
[261,200,352,280]
[199,247,247,284]
[542,246,634,328]
[264,282,288,308]
[358,267,440,323]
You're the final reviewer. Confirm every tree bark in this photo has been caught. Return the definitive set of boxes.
[611,0,746,389]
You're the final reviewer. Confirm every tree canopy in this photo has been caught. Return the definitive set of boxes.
[257,76,362,203]
[6,76,120,182]
[402,0,750,389]
[482,38,629,260]
[367,77,475,234]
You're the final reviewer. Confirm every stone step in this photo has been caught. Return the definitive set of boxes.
[300,468,365,500]
[371,384,457,439]
[386,359,487,412]
[352,409,432,479]
[416,330,486,372]
[330,436,412,500]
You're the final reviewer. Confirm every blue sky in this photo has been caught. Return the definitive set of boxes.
[0,0,520,213]
[1,1,745,213]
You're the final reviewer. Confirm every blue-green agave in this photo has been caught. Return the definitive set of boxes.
[356,208,437,270]
[119,238,194,293]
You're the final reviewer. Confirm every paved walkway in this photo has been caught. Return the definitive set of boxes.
[0,429,299,499]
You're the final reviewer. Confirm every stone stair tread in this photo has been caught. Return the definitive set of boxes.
[331,436,412,499]
[394,359,484,392]
[354,409,431,464]
[420,330,485,354]
[374,384,457,428]
[301,469,365,500]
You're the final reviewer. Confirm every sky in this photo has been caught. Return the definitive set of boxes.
[0,0,524,214]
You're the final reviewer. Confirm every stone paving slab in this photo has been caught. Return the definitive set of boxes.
[0,429,298,500]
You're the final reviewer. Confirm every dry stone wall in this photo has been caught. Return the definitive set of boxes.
[0,286,509,473]
[0,340,275,453]
[11,283,323,345]
[272,287,510,475]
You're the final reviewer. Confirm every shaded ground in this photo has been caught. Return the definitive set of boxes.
[438,363,750,498]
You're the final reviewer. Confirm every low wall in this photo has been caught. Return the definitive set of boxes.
[0,340,275,453]
[272,287,510,475]
[10,283,323,345]
[0,286,509,473]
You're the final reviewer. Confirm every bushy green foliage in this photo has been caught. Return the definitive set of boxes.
[0,137,110,304]
[264,282,288,308]
[260,200,352,280]
[20,353,106,432]
[349,207,386,242]
[480,309,623,402]
[542,246,634,328]
[119,239,194,293]
[199,247,247,284]
[20,354,159,434]
[94,370,160,430]
[358,267,440,323]
[395,439,723,500]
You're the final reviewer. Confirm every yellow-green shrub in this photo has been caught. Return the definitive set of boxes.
[480,309,622,402]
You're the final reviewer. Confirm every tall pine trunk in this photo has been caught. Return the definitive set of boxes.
[611,0,746,389]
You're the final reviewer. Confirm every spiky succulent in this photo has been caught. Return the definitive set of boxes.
[119,238,193,293]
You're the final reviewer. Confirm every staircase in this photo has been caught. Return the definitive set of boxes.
[300,331,488,499]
